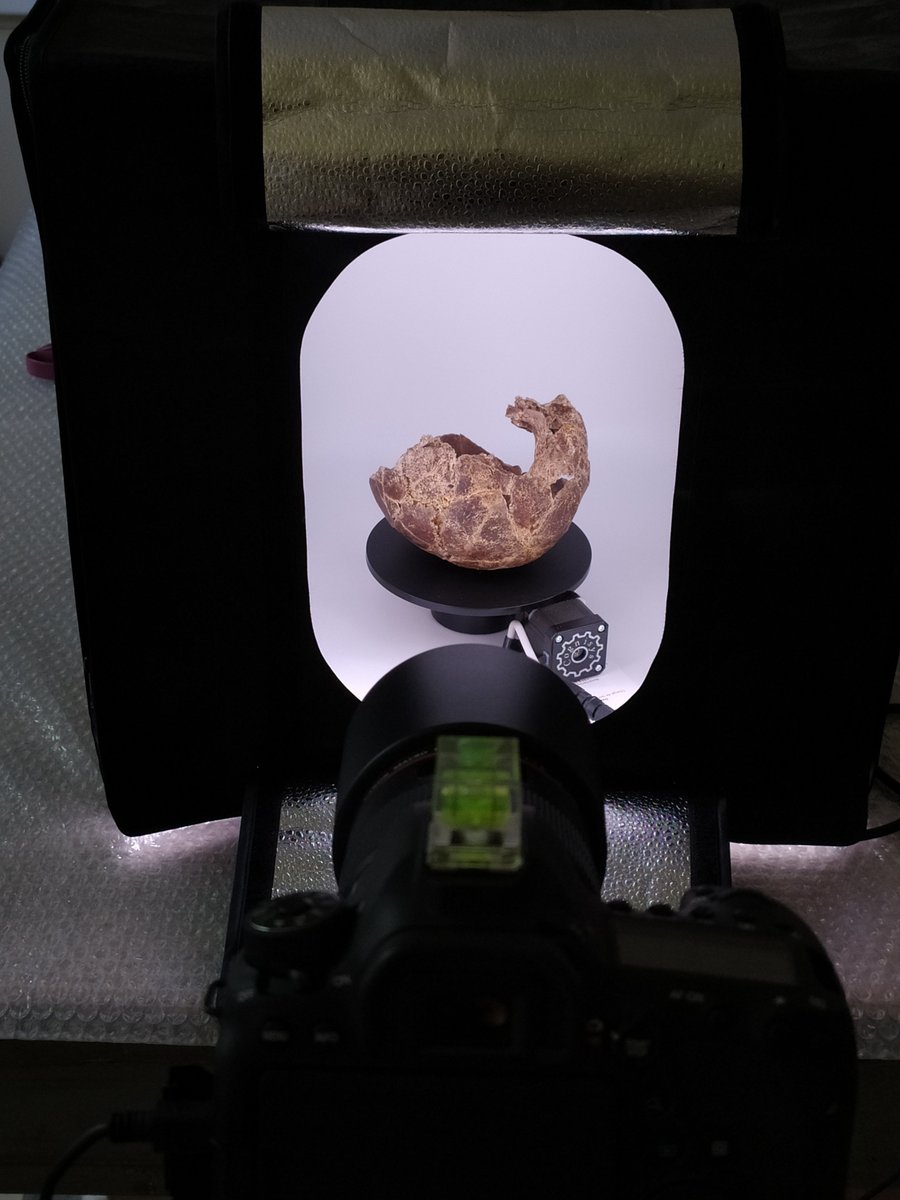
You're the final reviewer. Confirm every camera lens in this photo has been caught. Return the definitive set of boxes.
[331,645,606,1059]
[335,643,606,884]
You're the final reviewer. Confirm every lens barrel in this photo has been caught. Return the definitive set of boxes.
[334,644,606,883]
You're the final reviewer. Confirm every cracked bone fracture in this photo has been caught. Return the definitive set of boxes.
[370,395,590,570]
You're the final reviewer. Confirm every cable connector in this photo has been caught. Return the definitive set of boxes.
[569,682,616,723]
[39,1064,216,1200]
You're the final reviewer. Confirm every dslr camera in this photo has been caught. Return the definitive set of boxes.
[197,646,855,1200]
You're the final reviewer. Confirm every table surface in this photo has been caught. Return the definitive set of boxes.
[0,1042,898,1198]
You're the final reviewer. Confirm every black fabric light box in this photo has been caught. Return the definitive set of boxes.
[6,0,899,843]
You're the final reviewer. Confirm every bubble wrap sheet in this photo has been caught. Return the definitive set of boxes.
[731,776,900,1061]
[0,212,240,1045]
[2,207,899,1059]
[273,786,694,907]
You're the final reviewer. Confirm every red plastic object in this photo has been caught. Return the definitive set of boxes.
[26,343,55,380]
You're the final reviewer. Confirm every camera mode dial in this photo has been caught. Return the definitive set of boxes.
[244,891,354,975]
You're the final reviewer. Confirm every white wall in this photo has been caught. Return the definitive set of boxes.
[1,16,34,259]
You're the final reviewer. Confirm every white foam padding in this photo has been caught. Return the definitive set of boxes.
[0,211,239,1044]
[274,787,694,910]
[2,207,898,1059]
[731,783,900,1061]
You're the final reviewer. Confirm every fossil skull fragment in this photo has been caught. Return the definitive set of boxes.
[369,395,589,570]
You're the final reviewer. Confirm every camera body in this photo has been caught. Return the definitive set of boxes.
[196,649,856,1200]
[210,780,855,1198]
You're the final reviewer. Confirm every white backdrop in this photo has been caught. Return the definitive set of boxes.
[300,233,683,706]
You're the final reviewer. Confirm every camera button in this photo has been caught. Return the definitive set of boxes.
[705,1138,732,1160]
[259,1020,292,1045]
[688,904,715,920]
[623,1034,653,1059]
[652,1137,685,1163]
[312,1022,343,1048]
[618,1021,660,1061]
